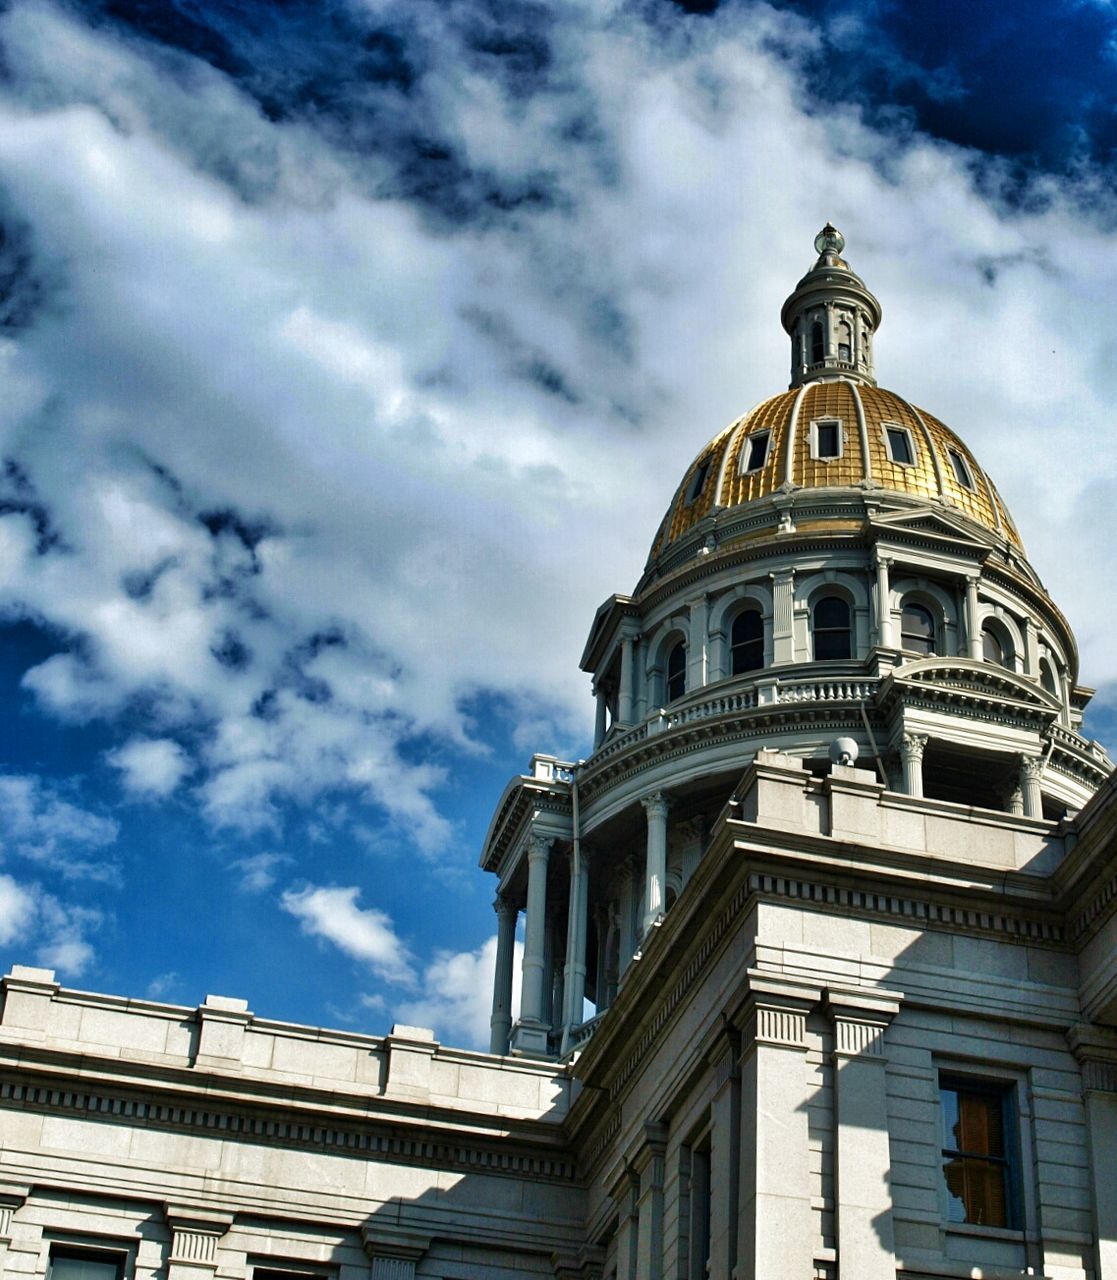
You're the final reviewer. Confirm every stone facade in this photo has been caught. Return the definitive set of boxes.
[2,228,1117,1279]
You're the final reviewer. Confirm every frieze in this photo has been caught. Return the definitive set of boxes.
[0,1080,577,1183]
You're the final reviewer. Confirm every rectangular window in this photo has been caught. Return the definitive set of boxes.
[812,419,842,460]
[49,1251,125,1280]
[742,431,770,473]
[885,425,915,466]
[940,1077,1017,1228]
[948,448,975,490]
[686,458,711,504]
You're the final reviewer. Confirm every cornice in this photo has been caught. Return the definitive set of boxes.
[0,1068,578,1184]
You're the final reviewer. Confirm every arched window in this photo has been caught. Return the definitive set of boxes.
[731,609,764,675]
[810,320,824,364]
[813,596,852,660]
[666,640,687,702]
[837,319,852,362]
[982,623,1011,668]
[1039,659,1058,696]
[900,603,937,656]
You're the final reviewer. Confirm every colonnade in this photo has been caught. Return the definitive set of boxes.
[899,733,1046,818]
[591,559,1060,753]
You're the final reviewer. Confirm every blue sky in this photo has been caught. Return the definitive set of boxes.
[1,0,1117,1048]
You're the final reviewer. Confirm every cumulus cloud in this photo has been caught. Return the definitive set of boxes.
[107,737,191,799]
[394,933,523,1051]
[0,871,100,976]
[280,883,416,987]
[0,773,119,877]
[0,0,1114,900]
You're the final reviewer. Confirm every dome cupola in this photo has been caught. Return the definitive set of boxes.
[781,223,882,387]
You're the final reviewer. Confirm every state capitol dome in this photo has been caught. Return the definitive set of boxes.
[649,222,1020,565]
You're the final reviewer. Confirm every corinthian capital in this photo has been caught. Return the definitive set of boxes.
[900,733,928,762]
[640,791,670,822]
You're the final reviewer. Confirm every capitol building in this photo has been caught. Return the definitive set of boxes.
[2,229,1117,1280]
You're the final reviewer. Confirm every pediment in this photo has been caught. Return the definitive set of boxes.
[884,657,1060,716]
[867,504,995,553]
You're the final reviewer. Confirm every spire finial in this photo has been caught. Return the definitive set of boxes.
[814,222,845,259]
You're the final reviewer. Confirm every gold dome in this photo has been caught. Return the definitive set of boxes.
[652,379,1021,558]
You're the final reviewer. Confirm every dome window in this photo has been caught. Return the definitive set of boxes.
[885,424,916,466]
[686,459,711,505]
[741,431,770,474]
[837,319,852,362]
[810,320,824,365]
[1040,658,1058,696]
[666,640,687,702]
[982,623,1012,669]
[810,418,843,461]
[731,609,764,674]
[948,448,975,490]
[901,603,936,656]
[813,595,852,660]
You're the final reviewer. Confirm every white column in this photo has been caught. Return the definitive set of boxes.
[1069,1028,1117,1280]
[618,861,637,979]
[964,575,982,659]
[618,633,636,726]
[593,681,608,748]
[736,983,816,1280]
[770,570,795,663]
[641,792,670,938]
[548,913,564,1040]
[488,894,518,1055]
[1020,755,1044,818]
[1023,615,1039,676]
[900,733,928,798]
[687,594,709,691]
[874,553,893,648]
[826,993,901,1280]
[512,832,553,1055]
[561,845,589,1050]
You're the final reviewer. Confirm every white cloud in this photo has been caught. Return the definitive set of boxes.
[0,873,36,945]
[231,852,292,893]
[0,0,1113,896]
[107,737,191,799]
[0,773,118,876]
[0,872,100,976]
[280,884,417,987]
[394,934,523,1051]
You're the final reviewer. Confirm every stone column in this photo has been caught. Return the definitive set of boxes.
[561,844,589,1051]
[1020,755,1044,818]
[513,832,553,1056]
[633,1124,668,1280]
[963,575,982,659]
[618,861,637,980]
[1023,615,1039,676]
[873,553,893,648]
[736,981,817,1280]
[687,594,709,691]
[900,733,928,798]
[593,681,608,749]
[1006,785,1025,817]
[825,992,901,1280]
[641,792,670,938]
[708,1024,741,1280]
[609,1165,641,1280]
[1068,1026,1117,1280]
[770,569,796,664]
[618,633,636,726]
[549,913,565,1040]
[488,894,518,1055]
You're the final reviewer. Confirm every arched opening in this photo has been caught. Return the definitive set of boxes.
[666,640,687,702]
[837,318,852,362]
[810,320,824,364]
[900,602,937,656]
[813,596,852,660]
[731,609,764,675]
[982,622,1012,669]
[1039,658,1058,697]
